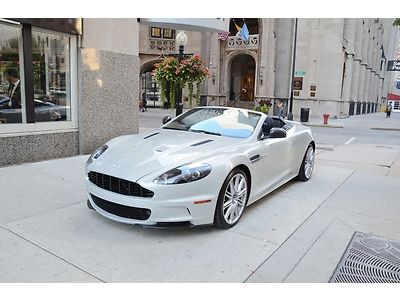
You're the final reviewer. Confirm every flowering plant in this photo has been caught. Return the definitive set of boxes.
[153,54,210,108]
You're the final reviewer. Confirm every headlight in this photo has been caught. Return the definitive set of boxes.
[153,163,212,185]
[86,144,109,168]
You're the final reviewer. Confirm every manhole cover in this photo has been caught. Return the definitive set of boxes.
[330,232,400,283]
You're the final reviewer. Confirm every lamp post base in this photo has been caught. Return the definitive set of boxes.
[176,102,183,117]
[287,112,293,121]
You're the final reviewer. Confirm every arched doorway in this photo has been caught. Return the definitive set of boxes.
[230,54,256,101]
[140,61,161,107]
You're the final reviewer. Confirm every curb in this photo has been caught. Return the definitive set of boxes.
[302,123,344,129]
[370,127,400,132]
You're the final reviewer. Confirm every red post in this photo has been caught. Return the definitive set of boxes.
[323,113,330,125]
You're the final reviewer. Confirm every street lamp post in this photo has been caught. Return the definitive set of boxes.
[175,30,188,116]
[287,18,298,121]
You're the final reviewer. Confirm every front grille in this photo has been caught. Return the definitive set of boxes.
[88,171,154,198]
[91,194,151,220]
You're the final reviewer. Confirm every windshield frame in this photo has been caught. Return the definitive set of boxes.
[162,107,263,139]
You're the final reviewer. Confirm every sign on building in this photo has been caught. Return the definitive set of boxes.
[139,18,230,32]
[387,60,400,71]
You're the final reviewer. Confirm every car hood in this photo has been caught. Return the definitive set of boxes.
[90,129,246,182]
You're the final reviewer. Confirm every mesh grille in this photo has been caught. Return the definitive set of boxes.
[91,194,151,220]
[330,232,400,283]
[88,171,154,198]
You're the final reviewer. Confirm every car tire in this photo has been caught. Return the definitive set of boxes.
[87,199,94,210]
[297,144,315,182]
[214,168,249,229]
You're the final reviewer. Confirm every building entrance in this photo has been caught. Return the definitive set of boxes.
[229,54,255,101]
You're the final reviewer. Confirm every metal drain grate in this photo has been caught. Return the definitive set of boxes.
[330,232,400,283]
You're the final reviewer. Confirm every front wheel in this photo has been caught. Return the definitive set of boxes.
[214,169,249,229]
[297,144,315,181]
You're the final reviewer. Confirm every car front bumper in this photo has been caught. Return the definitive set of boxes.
[85,176,218,227]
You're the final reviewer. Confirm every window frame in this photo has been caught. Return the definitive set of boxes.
[162,28,174,39]
[0,24,78,136]
[150,27,162,38]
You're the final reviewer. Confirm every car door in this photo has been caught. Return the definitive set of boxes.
[249,129,293,204]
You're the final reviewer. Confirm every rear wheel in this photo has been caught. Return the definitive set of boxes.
[297,144,315,181]
[214,169,249,229]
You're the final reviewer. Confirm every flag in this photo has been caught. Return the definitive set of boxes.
[234,23,241,37]
[240,22,249,42]
[234,23,241,33]
[232,19,249,41]
[218,31,230,41]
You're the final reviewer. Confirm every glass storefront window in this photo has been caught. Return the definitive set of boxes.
[0,22,25,124]
[142,71,160,106]
[32,30,71,122]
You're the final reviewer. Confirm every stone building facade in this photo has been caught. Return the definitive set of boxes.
[139,18,400,119]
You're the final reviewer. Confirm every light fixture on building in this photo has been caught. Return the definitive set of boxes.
[175,30,188,116]
[259,71,263,85]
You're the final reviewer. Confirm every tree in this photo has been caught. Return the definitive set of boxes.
[393,19,400,27]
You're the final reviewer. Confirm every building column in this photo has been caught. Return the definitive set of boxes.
[350,59,361,102]
[262,18,276,98]
[374,74,379,109]
[365,68,372,104]
[358,64,367,103]
[341,53,354,116]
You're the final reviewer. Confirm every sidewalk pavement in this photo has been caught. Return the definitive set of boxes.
[1,111,400,282]
[302,111,400,130]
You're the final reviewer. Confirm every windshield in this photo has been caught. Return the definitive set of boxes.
[163,107,261,138]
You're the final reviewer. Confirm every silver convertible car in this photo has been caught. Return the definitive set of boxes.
[85,107,315,229]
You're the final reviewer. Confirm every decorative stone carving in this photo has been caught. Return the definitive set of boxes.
[226,35,259,50]
[149,39,175,51]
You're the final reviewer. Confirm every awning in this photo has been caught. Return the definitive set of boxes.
[387,93,400,100]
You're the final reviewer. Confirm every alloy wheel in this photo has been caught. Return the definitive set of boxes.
[304,146,315,179]
[222,173,247,225]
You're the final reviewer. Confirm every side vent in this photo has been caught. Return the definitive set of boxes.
[190,139,213,146]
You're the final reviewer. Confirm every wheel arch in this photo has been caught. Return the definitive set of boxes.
[310,140,315,150]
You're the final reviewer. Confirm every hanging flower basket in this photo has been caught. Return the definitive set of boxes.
[153,54,210,108]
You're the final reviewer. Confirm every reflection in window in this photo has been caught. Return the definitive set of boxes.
[151,27,161,38]
[0,22,24,124]
[164,107,261,138]
[32,30,71,122]
[141,71,160,105]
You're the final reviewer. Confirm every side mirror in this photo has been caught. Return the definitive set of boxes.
[162,116,172,125]
[268,127,286,139]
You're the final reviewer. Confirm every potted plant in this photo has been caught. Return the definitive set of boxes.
[254,99,272,114]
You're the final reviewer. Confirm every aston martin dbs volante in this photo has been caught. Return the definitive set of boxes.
[85,106,315,229]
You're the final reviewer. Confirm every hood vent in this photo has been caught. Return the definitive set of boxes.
[190,139,213,147]
[144,132,160,139]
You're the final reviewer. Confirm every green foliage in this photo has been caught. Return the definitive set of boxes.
[253,104,269,114]
[153,54,210,108]
[253,99,272,114]
[393,19,400,27]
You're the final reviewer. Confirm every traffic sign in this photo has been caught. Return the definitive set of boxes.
[387,60,400,71]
